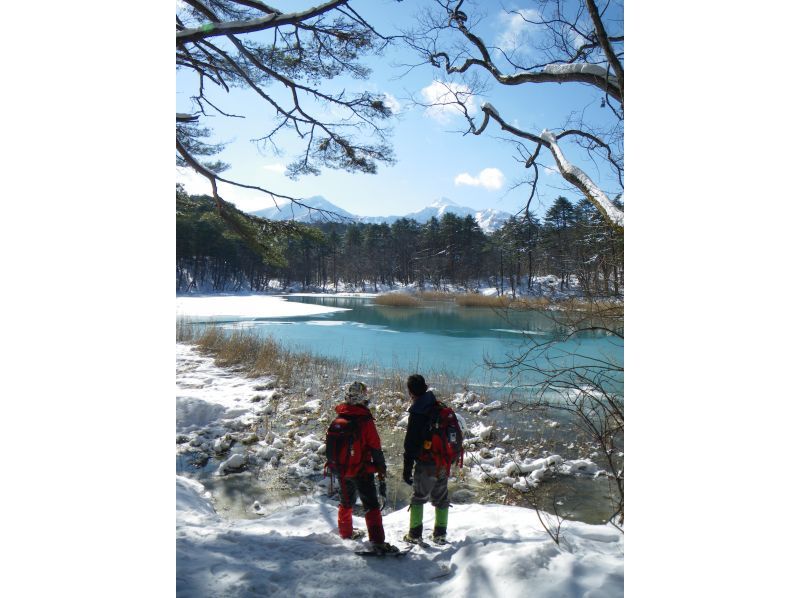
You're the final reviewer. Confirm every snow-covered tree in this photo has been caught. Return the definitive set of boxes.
[407,0,624,228]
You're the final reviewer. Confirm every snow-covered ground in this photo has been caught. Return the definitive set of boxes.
[176,294,351,318]
[177,475,623,597]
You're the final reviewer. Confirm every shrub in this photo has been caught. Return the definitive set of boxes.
[455,294,512,308]
[416,290,455,302]
[373,293,421,307]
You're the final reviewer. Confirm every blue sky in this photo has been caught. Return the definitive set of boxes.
[176,0,623,218]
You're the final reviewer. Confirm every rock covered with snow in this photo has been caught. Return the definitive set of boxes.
[213,433,234,454]
[451,391,480,407]
[560,458,601,476]
[302,399,322,413]
[216,453,246,475]
[469,422,494,441]
[482,400,503,412]
[257,446,282,461]
[297,433,324,452]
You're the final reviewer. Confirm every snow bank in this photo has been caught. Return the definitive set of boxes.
[176,295,350,318]
[289,292,379,298]
[176,476,217,526]
[176,476,623,597]
[176,344,272,435]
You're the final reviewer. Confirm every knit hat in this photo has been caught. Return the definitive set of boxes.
[345,381,369,405]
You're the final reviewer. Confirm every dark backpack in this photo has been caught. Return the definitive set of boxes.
[324,414,365,477]
[428,402,464,476]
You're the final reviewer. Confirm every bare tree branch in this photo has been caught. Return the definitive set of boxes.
[406,0,624,228]
[176,0,396,221]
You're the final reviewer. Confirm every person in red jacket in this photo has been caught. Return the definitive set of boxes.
[332,381,398,554]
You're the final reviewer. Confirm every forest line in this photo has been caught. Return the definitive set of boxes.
[177,189,623,298]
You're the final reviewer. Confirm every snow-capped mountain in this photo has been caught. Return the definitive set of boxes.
[403,198,477,222]
[249,196,511,233]
[249,196,356,221]
[473,208,510,232]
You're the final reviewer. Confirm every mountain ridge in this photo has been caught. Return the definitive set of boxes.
[249,196,512,233]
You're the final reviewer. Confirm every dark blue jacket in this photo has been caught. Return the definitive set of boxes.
[403,390,437,469]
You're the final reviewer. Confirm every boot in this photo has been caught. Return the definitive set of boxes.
[403,504,424,543]
[337,505,353,539]
[364,508,385,544]
[402,525,423,544]
[432,507,448,544]
[371,541,399,555]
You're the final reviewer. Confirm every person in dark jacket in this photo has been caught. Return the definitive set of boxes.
[402,374,450,544]
[333,381,398,554]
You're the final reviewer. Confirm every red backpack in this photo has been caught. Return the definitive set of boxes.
[324,414,366,478]
[428,402,464,476]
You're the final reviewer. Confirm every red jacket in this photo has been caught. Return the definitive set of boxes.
[334,403,386,477]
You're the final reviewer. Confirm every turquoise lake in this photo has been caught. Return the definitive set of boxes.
[189,295,623,395]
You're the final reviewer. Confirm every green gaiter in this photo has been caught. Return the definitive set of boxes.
[409,503,423,528]
[435,507,449,528]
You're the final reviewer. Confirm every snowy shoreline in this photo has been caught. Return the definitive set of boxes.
[176,342,618,515]
[176,294,623,595]
[176,274,623,303]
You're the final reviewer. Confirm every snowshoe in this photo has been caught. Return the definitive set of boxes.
[355,543,409,557]
[431,534,448,545]
[372,542,399,555]
[402,533,430,548]
[343,529,366,540]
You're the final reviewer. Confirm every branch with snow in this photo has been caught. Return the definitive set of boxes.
[476,103,623,228]
[540,130,623,228]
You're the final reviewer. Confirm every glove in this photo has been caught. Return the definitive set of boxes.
[402,463,413,486]
[377,466,386,481]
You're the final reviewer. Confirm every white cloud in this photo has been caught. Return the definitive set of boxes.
[176,167,279,212]
[570,30,588,51]
[382,92,403,115]
[420,80,476,123]
[176,167,212,196]
[542,164,559,176]
[263,163,287,175]
[454,168,505,191]
[497,8,540,53]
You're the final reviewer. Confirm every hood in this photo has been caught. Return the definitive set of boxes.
[335,403,372,417]
[409,390,436,414]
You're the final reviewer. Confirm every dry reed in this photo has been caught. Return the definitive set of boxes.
[455,294,512,308]
[416,290,456,302]
[512,296,552,310]
[373,293,421,307]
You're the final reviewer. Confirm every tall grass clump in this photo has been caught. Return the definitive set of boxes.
[374,293,421,307]
[200,329,263,368]
[512,297,552,310]
[177,320,326,386]
[562,297,623,315]
[455,294,512,308]
[176,317,200,342]
[416,290,456,302]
